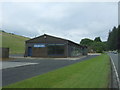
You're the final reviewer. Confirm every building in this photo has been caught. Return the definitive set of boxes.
[24,34,87,58]
[0,48,9,58]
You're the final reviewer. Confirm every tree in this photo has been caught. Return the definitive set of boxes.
[118,25,120,52]
[80,38,94,53]
[80,38,93,46]
[107,26,118,50]
[91,42,107,53]
[94,37,102,42]
[80,37,107,53]
[107,30,112,50]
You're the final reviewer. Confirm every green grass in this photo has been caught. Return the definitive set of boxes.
[1,31,29,54]
[4,54,110,88]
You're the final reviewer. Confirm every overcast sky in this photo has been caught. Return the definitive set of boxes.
[1,2,118,43]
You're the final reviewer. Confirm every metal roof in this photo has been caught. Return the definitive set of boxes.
[26,34,87,48]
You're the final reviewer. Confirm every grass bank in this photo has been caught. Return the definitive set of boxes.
[1,31,29,54]
[4,54,110,88]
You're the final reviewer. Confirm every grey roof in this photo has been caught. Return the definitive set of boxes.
[26,34,86,47]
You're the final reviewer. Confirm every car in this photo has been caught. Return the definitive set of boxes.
[113,51,117,54]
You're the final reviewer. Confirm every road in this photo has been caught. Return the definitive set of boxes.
[2,55,98,86]
[108,53,118,72]
[108,53,120,88]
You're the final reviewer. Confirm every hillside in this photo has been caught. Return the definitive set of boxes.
[1,31,30,54]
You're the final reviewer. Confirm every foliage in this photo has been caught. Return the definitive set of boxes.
[80,37,106,53]
[118,25,120,52]
[107,26,119,51]
[80,38,93,46]
[4,54,110,88]
[91,42,107,53]
[94,37,102,42]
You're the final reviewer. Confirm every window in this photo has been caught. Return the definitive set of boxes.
[48,44,64,55]
[48,45,55,55]
[55,45,64,55]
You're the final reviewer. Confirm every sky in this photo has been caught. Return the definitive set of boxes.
[1,2,118,43]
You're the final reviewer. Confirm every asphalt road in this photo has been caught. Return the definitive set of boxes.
[2,55,98,87]
[108,53,118,73]
[108,53,120,88]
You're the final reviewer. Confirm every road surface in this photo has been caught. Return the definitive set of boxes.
[2,55,98,87]
[108,53,120,88]
[108,53,118,72]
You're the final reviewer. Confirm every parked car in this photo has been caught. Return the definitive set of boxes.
[113,51,117,54]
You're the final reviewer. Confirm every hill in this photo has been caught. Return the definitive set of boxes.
[1,30,30,54]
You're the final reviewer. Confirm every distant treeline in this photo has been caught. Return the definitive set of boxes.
[80,25,120,53]
[107,25,120,52]
[80,37,107,53]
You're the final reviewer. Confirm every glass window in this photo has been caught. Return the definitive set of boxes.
[48,44,64,55]
[55,45,64,55]
[48,45,55,55]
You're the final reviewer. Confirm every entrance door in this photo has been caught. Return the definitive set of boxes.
[28,47,32,56]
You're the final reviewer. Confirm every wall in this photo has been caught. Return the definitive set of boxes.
[0,48,9,58]
[25,35,68,57]
[68,42,83,57]
[25,35,87,57]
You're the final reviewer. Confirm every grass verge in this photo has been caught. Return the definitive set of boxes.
[1,31,29,54]
[4,54,110,88]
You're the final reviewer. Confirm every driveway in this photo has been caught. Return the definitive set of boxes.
[2,55,98,86]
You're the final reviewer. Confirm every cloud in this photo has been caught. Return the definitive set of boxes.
[1,2,118,43]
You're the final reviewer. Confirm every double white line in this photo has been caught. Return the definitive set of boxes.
[110,56,120,89]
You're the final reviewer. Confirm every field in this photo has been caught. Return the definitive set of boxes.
[1,31,29,54]
[4,54,111,88]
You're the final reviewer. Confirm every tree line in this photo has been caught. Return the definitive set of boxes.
[80,25,120,53]
[107,25,120,52]
[80,37,107,53]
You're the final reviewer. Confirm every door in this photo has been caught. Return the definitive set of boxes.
[28,47,32,56]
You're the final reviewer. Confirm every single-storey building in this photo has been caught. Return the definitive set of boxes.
[24,34,87,58]
[0,48,9,58]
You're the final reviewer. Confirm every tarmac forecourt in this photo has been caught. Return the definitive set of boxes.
[3,54,110,88]
[2,55,97,86]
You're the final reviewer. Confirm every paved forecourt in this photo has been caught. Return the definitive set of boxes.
[2,55,98,86]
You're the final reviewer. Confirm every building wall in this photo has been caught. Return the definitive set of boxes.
[0,48,9,58]
[82,47,88,55]
[25,35,87,58]
[68,42,83,57]
[25,43,67,58]
[25,35,68,57]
